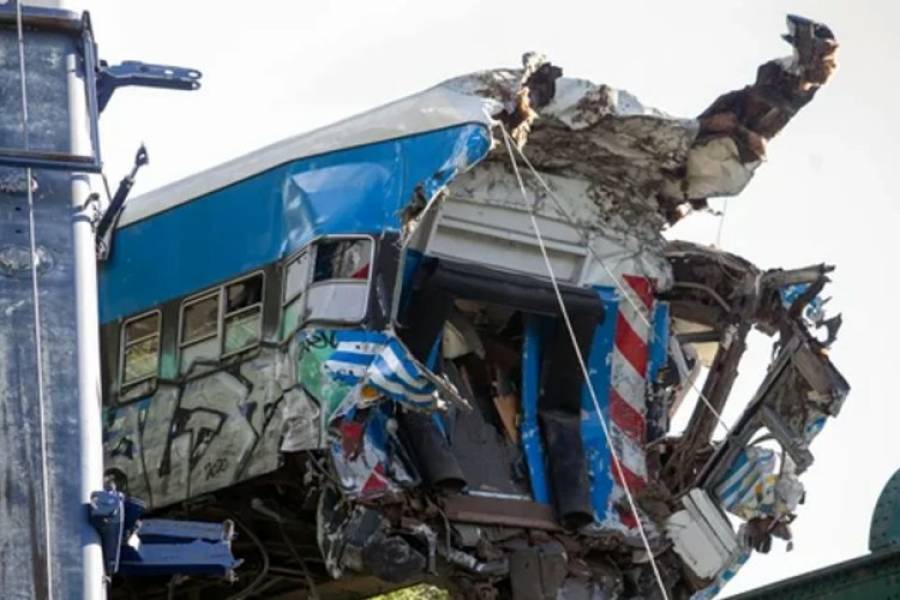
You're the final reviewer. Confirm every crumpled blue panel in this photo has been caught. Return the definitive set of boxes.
[324,330,438,410]
[99,123,491,323]
[714,446,778,516]
[580,287,619,523]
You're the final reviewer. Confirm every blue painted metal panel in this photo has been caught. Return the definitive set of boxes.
[398,248,433,317]
[521,315,551,504]
[98,123,490,323]
[424,334,451,439]
[646,301,670,442]
[580,287,619,522]
[323,330,440,410]
[647,301,669,384]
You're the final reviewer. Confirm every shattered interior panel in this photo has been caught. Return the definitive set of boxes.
[100,14,844,600]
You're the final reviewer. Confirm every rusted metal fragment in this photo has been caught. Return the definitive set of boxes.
[441,494,562,532]
[443,15,837,229]
[661,15,838,209]
[660,241,841,495]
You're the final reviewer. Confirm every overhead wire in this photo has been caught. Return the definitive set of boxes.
[715,198,729,248]
[499,124,671,600]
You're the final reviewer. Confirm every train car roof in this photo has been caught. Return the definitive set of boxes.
[118,84,497,228]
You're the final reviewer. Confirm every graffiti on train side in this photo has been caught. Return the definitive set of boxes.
[103,338,324,509]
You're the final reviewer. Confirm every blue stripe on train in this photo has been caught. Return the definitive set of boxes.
[98,123,491,323]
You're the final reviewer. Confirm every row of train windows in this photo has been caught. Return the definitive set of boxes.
[119,237,373,390]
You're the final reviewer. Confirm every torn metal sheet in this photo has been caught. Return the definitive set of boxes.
[330,407,415,499]
[95,13,846,600]
[322,330,447,411]
[667,489,739,579]
[665,14,837,207]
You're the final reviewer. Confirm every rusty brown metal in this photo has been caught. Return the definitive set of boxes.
[441,494,562,532]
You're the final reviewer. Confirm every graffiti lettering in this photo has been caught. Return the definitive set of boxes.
[203,457,229,481]
[298,330,337,356]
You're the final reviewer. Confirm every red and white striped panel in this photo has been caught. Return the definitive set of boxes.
[608,274,654,528]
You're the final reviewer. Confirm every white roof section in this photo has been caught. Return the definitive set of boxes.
[119,86,499,227]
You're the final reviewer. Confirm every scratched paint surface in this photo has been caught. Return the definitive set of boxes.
[104,327,422,508]
[0,24,88,599]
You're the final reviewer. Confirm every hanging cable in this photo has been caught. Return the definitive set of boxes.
[278,521,319,600]
[508,139,732,437]
[15,2,55,596]
[715,198,729,248]
[499,125,671,600]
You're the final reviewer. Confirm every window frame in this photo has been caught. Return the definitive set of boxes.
[176,270,266,371]
[281,234,375,337]
[178,290,221,350]
[283,248,311,307]
[119,309,162,389]
[221,271,266,358]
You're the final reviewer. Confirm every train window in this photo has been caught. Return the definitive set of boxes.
[282,238,374,338]
[313,238,371,282]
[121,311,160,385]
[181,293,219,345]
[178,272,266,372]
[224,273,263,354]
[305,238,373,324]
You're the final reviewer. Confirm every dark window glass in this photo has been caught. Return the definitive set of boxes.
[313,239,371,282]
[226,274,263,313]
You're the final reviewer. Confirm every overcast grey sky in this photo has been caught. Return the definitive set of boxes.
[86,1,899,595]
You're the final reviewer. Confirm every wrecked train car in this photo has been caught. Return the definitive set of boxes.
[100,15,845,599]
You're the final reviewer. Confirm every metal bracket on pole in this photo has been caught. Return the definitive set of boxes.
[96,61,202,112]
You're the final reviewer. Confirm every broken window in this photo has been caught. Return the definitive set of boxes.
[224,273,263,354]
[313,238,371,282]
[121,311,160,386]
[282,237,373,338]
